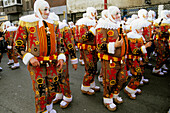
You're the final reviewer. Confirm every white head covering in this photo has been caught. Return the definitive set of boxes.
[83,13,87,18]
[148,10,156,20]
[101,10,108,20]
[4,21,11,28]
[130,18,148,33]
[138,9,148,19]
[161,10,169,19]
[34,0,50,27]
[131,14,138,20]
[86,7,97,19]
[62,19,67,24]
[108,6,121,22]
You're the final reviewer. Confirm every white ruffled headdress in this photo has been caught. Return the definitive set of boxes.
[86,7,97,20]
[138,9,148,19]
[34,0,50,28]
[108,6,121,23]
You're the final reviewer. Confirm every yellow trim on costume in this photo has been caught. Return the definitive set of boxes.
[90,30,95,36]
[110,80,116,85]
[36,78,44,84]
[15,40,23,46]
[42,110,48,113]
[82,84,90,87]
[71,58,77,60]
[22,53,28,61]
[53,76,59,82]
[141,47,144,54]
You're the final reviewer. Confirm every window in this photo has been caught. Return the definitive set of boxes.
[3,0,22,7]
[17,0,21,4]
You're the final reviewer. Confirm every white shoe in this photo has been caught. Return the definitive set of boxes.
[148,63,152,66]
[152,67,164,76]
[81,84,95,95]
[124,86,136,99]
[140,80,144,85]
[142,76,149,83]
[17,56,21,59]
[90,81,100,92]
[103,98,116,111]
[98,75,103,83]
[163,70,167,74]
[81,60,85,65]
[49,109,57,113]
[127,70,132,77]
[162,64,168,71]
[113,93,123,104]
[136,89,142,94]
[7,59,14,65]
[11,62,20,70]
[0,67,2,71]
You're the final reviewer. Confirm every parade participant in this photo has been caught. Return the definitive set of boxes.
[76,7,100,95]
[147,10,156,59]
[152,10,170,76]
[124,18,152,100]
[125,14,138,33]
[5,24,20,69]
[14,0,66,113]
[148,10,156,23]
[50,13,78,109]
[68,21,78,51]
[0,26,4,72]
[138,9,151,85]
[75,13,87,66]
[97,9,108,84]
[95,6,128,111]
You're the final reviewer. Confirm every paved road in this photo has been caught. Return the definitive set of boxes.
[0,52,170,113]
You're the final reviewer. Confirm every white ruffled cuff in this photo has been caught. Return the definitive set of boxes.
[58,54,66,62]
[7,45,12,49]
[141,45,147,54]
[89,27,96,36]
[63,95,72,102]
[103,97,113,104]
[108,42,115,54]
[71,58,78,64]
[23,53,34,65]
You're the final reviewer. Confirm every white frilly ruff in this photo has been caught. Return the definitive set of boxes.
[6,26,18,32]
[127,32,146,43]
[95,18,119,30]
[76,17,96,26]
[154,18,170,25]
[59,21,68,30]
[19,14,54,26]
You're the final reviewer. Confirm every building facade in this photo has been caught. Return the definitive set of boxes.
[0,0,66,23]
[67,0,170,23]
[0,0,169,24]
